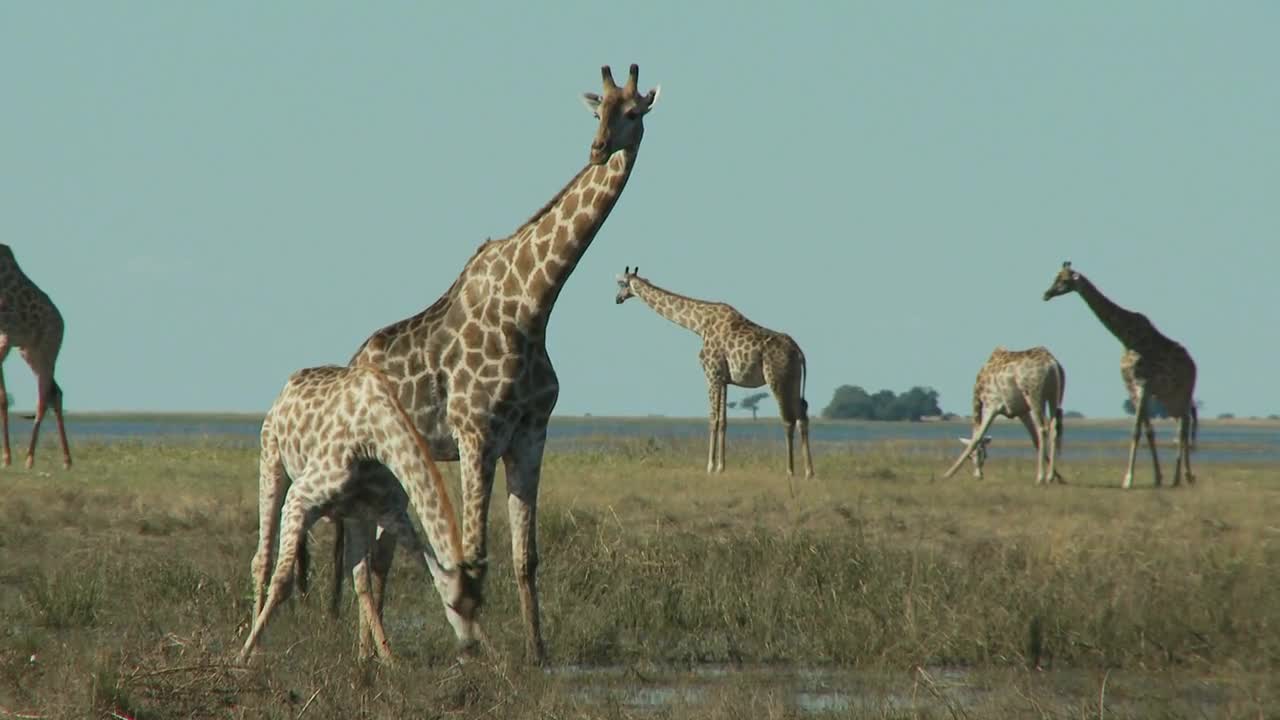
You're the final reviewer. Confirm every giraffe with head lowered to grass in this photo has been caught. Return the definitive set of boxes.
[944,346,1066,484]
[239,365,482,663]
[615,267,814,479]
[1043,261,1197,488]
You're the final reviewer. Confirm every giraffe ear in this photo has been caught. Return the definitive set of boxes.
[581,92,602,117]
[643,85,661,111]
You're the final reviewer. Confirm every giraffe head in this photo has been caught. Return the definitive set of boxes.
[0,244,15,265]
[581,64,660,165]
[615,265,642,304]
[1043,261,1082,301]
[957,436,994,477]
[423,554,486,651]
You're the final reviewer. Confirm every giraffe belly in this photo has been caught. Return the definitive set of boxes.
[730,366,766,388]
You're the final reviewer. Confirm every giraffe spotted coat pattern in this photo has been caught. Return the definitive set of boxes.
[240,365,481,663]
[944,346,1066,484]
[0,244,70,470]
[616,267,814,479]
[1044,261,1197,488]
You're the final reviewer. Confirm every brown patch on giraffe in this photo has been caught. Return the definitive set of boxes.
[560,191,579,217]
[513,242,535,280]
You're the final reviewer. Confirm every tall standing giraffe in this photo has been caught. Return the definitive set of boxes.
[615,267,814,478]
[1043,261,1197,488]
[944,346,1066,484]
[241,364,481,662]
[0,244,71,470]
[340,64,659,664]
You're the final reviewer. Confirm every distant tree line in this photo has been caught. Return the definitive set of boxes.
[822,385,942,422]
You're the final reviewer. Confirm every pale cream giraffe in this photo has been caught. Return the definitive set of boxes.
[1043,261,1197,488]
[944,346,1066,484]
[615,267,814,478]
[239,364,482,663]
[0,244,70,469]
[324,64,660,664]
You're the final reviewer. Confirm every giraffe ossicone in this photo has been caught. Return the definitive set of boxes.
[616,267,815,478]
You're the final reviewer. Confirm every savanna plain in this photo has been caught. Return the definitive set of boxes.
[1,423,1277,719]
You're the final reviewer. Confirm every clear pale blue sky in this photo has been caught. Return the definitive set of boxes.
[3,3,1276,419]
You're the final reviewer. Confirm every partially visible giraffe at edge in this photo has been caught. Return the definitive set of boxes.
[240,364,483,663]
[1043,261,1197,488]
[0,244,71,469]
[327,64,660,664]
[944,346,1066,485]
[615,267,814,479]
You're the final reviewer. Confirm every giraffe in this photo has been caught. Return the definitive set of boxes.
[1043,261,1197,488]
[943,346,1066,484]
[240,364,482,663]
[0,244,71,470]
[330,64,660,664]
[615,267,814,478]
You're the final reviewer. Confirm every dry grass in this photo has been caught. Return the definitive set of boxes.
[0,436,1277,718]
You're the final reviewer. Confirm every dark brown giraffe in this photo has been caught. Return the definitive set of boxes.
[615,267,814,478]
[1043,261,1197,488]
[332,64,660,664]
[0,244,70,470]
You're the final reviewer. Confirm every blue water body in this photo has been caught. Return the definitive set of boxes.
[14,414,1278,464]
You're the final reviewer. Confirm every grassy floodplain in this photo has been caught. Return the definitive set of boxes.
[1,424,1277,718]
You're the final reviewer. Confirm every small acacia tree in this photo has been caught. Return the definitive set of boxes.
[735,392,769,420]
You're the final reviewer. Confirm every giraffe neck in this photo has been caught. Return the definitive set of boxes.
[501,147,640,335]
[631,279,722,336]
[1073,275,1150,348]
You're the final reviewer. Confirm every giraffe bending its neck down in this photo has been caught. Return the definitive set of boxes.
[944,346,1066,484]
[240,365,481,663]
[0,245,71,469]
[342,64,660,664]
[1043,261,1197,488]
[616,267,814,479]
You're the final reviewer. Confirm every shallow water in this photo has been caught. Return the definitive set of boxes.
[20,413,1279,463]
[546,663,1255,716]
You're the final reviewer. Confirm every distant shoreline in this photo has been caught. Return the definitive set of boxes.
[35,412,1280,429]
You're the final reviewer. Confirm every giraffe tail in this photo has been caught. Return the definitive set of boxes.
[798,345,809,418]
[1189,404,1199,452]
[1053,360,1066,451]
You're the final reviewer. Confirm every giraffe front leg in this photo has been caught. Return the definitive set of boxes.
[349,522,394,662]
[504,433,548,665]
[456,434,496,637]
[1122,387,1149,489]
[705,382,721,474]
[716,385,728,473]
